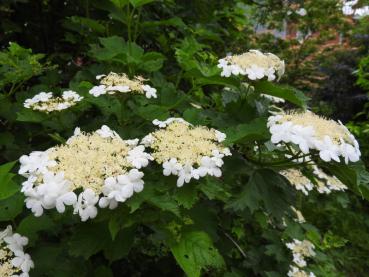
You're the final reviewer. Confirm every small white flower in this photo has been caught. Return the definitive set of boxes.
[4,233,28,253]
[11,252,34,273]
[19,151,56,176]
[127,145,153,169]
[296,8,307,16]
[62,90,83,101]
[215,130,226,142]
[198,156,222,177]
[89,85,107,97]
[96,74,106,80]
[246,65,265,80]
[142,84,157,99]
[96,125,116,138]
[74,189,99,221]
[141,133,155,146]
[177,164,194,187]
[152,119,167,128]
[163,158,182,176]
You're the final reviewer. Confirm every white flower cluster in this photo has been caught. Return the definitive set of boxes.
[143,118,231,187]
[291,206,306,224]
[89,72,157,99]
[18,125,152,221]
[286,239,316,276]
[280,169,313,195]
[281,166,347,196]
[342,0,369,18]
[23,90,83,113]
[288,266,315,277]
[312,166,347,194]
[268,111,361,164]
[217,50,285,81]
[0,226,34,277]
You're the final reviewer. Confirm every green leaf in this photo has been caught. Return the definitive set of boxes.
[0,193,24,221]
[129,0,155,8]
[198,178,230,202]
[141,17,187,29]
[324,162,369,201]
[0,42,52,89]
[110,0,129,8]
[16,109,49,122]
[169,230,225,277]
[17,215,56,242]
[135,104,169,121]
[87,95,123,122]
[69,223,110,259]
[141,52,166,72]
[195,76,240,89]
[174,183,199,209]
[227,169,293,218]
[0,161,19,200]
[254,81,309,108]
[103,227,135,262]
[225,117,269,145]
[94,266,113,277]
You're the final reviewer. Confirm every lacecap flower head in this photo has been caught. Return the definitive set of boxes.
[19,125,153,221]
[280,166,347,196]
[268,111,361,163]
[89,72,157,99]
[142,118,231,187]
[23,90,83,113]
[0,226,34,277]
[286,239,315,268]
[217,50,285,81]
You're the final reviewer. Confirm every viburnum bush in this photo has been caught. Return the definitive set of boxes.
[1,1,369,276]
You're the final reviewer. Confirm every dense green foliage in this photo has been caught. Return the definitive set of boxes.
[0,1,369,276]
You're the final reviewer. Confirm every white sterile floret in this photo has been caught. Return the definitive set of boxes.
[141,133,155,147]
[215,130,226,142]
[288,266,316,277]
[286,239,316,268]
[217,50,285,81]
[127,145,154,169]
[89,72,158,99]
[146,118,231,187]
[23,90,83,113]
[163,158,182,176]
[89,85,107,97]
[19,151,56,176]
[268,111,361,164]
[296,8,307,16]
[62,90,83,101]
[142,84,157,99]
[18,125,151,221]
[74,189,99,222]
[100,169,144,207]
[0,226,34,277]
[152,117,189,128]
[96,125,119,138]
